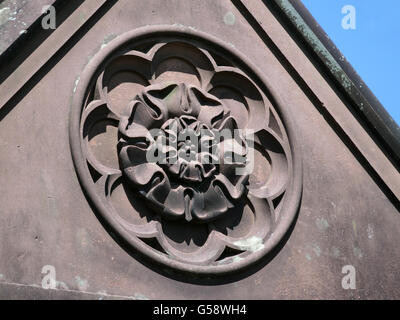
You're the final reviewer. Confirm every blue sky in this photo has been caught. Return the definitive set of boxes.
[302,0,400,125]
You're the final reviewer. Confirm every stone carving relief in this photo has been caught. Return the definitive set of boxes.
[70,26,302,275]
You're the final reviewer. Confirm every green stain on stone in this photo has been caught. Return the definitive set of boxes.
[234,236,264,253]
[273,0,355,98]
[134,293,150,300]
[165,85,179,101]
[352,220,357,237]
[75,276,89,291]
[0,7,11,27]
[353,246,363,259]
[100,33,117,50]
[332,246,341,258]
[315,217,329,231]
[223,11,236,26]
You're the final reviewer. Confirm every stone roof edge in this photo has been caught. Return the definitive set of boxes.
[271,0,400,165]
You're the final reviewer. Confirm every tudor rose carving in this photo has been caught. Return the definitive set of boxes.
[69,26,302,275]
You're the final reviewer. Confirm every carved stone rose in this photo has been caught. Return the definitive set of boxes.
[118,82,249,223]
[70,26,302,275]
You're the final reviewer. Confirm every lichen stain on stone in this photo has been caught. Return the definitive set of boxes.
[218,255,244,265]
[223,11,235,26]
[100,33,117,50]
[332,246,341,258]
[81,33,118,69]
[367,224,374,240]
[76,228,92,251]
[315,217,329,231]
[312,244,321,257]
[0,7,11,27]
[232,256,244,263]
[75,276,89,291]
[353,246,363,259]
[134,293,150,300]
[73,76,80,93]
[172,23,197,31]
[352,220,357,237]
[165,85,180,101]
[306,243,322,258]
[56,281,69,290]
[234,236,264,253]
[276,0,354,94]
[96,290,149,300]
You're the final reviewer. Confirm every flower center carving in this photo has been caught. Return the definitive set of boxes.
[161,115,217,183]
[118,83,249,223]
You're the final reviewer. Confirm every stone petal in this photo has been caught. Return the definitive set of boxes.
[144,83,182,118]
[197,105,225,128]
[191,184,230,221]
[213,173,247,200]
[162,187,186,219]
[123,162,163,187]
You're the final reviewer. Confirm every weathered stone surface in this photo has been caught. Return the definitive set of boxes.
[0,0,53,54]
[0,0,398,299]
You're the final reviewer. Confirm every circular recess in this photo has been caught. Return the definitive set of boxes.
[69,25,302,275]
